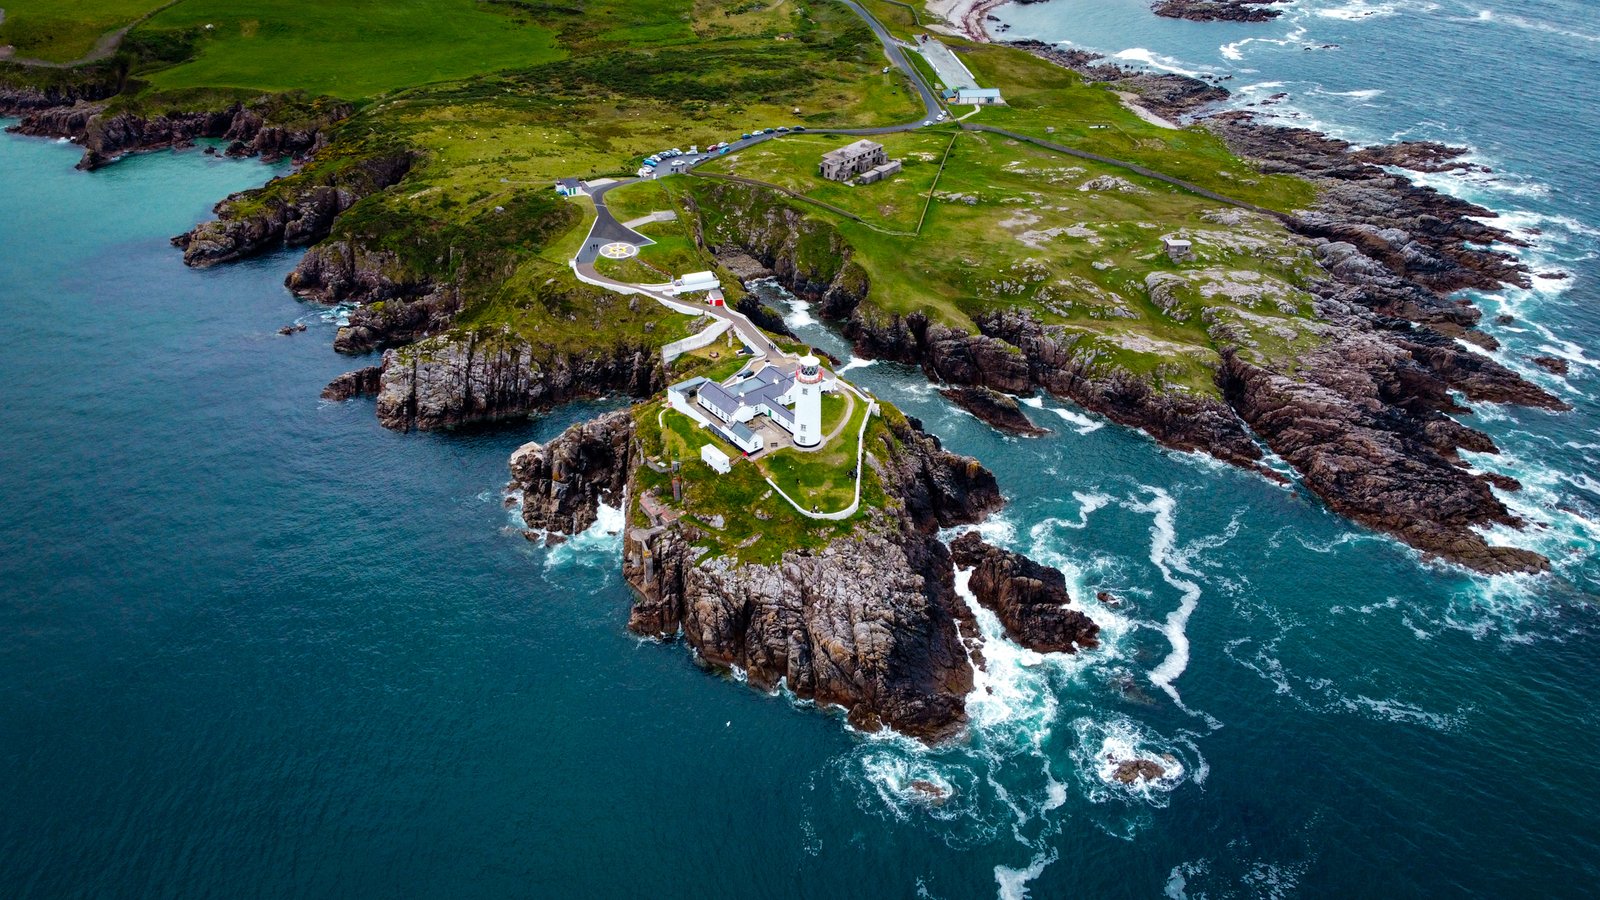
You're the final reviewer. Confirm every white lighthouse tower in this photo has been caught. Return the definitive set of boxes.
[792,353,825,448]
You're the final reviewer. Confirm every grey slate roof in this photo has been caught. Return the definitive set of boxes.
[820,139,881,164]
[697,382,742,417]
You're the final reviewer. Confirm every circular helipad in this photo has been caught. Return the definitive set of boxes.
[598,241,639,259]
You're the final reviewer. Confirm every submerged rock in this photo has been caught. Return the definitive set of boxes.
[1111,756,1170,784]
[1532,356,1569,375]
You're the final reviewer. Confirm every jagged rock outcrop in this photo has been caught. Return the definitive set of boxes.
[1220,337,1549,574]
[505,408,1074,742]
[0,78,122,116]
[320,366,383,401]
[173,149,415,268]
[1207,111,1529,295]
[510,409,636,535]
[941,386,1048,436]
[1153,0,1288,22]
[871,413,1007,529]
[1349,141,1488,174]
[950,532,1099,653]
[375,330,661,431]
[9,98,350,170]
[635,522,976,740]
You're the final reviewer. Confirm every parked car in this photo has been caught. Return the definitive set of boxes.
[763,128,776,134]
[741,133,752,140]
[793,126,806,132]
[777,126,789,133]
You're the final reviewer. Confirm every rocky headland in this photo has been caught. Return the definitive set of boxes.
[685,87,1566,573]
[372,331,662,432]
[507,406,1101,742]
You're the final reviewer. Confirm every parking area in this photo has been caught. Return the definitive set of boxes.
[915,36,978,92]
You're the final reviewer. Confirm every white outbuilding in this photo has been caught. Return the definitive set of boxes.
[701,444,732,474]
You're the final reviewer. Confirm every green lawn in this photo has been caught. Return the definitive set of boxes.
[758,397,868,512]
[699,129,956,233]
[954,41,1319,213]
[632,399,879,564]
[139,0,562,98]
[0,0,168,62]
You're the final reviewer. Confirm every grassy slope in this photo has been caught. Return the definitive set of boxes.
[695,60,1328,396]
[757,393,866,511]
[634,401,860,564]
[633,398,890,565]
[0,0,167,62]
[136,0,561,97]
[956,42,1317,212]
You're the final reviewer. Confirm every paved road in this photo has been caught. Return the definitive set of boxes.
[565,0,952,369]
[574,181,656,264]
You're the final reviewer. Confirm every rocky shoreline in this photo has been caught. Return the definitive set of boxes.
[3,94,349,170]
[507,408,1100,742]
[1152,0,1289,22]
[685,79,1566,573]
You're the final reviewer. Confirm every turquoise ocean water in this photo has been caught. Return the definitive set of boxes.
[2,1,1598,894]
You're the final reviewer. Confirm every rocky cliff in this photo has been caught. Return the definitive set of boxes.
[173,149,415,269]
[506,409,1092,742]
[375,330,661,432]
[8,97,350,170]
[510,409,637,535]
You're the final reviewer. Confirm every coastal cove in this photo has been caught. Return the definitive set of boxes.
[3,0,1600,896]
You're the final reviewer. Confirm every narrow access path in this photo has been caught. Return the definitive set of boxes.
[0,0,184,67]
[573,179,781,361]
[575,181,655,265]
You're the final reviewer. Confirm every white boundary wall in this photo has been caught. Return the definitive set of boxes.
[661,319,731,362]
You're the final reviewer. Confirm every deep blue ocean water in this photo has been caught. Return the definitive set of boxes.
[2,1,1598,895]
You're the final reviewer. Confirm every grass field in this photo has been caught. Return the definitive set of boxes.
[136,0,561,97]
[632,399,884,564]
[692,121,1326,397]
[0,0,168,62]
[953,41,1318,213]
[758,394,867,512]
[700,129,956,233]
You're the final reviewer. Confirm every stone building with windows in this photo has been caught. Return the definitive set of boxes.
[819,139,889,181]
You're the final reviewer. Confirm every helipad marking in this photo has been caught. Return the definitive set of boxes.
[599,242,639,259]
